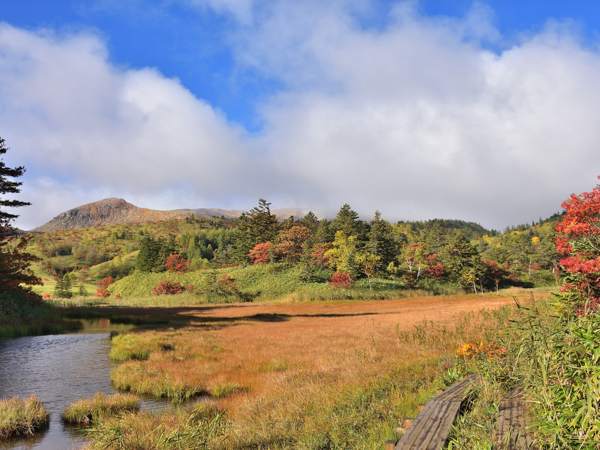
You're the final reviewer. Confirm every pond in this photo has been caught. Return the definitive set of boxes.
[0,319,174,450]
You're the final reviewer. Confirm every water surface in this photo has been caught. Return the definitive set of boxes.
[0,320,172,450]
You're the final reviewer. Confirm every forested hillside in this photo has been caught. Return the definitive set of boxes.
[21,199,563,301]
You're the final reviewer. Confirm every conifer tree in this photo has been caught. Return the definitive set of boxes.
[366,211,396,270]
[314,219,334,244]
[330,204,368,241]
[443,230,481,290]
[301,211,319,235]
[232,199,279,263]
[53,277,65,299]
[0,137,41,298]
[136,236,162,272]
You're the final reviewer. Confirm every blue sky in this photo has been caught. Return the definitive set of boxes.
[2,0,600,229]
[5,0,600,131]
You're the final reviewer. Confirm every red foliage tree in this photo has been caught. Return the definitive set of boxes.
[555,179,600,315]
[274,226,312,264]
[310,243,332,268]
[328,272,354,289]
[249,242,273,264]
[165,253,189,274]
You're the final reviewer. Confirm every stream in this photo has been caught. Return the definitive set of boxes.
[0,320,174,450]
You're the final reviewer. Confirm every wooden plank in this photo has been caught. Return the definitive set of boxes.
[495,390,538,450]
[396,401,442,449]
[411,401,454,449]
[396,401,440,448]
[394,375,479,450]
[420,402,461,450]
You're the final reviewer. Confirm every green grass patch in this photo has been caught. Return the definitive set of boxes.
[62,393,139,424]
[111,363,206,400]
[0,395,49,439]
[110,333,173,362]
[211,383,242,398]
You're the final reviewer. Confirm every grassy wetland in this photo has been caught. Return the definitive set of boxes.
[56,291,537,449]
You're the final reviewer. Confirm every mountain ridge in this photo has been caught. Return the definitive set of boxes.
[32,198,307,232]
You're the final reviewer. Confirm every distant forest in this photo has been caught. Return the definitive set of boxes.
[27,199,564,298]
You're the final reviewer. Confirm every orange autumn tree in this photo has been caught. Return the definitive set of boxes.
[249,242,273,264]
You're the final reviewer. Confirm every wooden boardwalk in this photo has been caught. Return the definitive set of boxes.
[391,374,478,450]
[495,389,538,450]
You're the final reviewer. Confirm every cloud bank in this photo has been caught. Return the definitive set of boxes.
[1,1,600,230]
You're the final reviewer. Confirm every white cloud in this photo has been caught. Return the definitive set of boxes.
[2,2,600,230]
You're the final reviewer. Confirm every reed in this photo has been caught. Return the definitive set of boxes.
[62,393,139,424]
[0,395,49,439]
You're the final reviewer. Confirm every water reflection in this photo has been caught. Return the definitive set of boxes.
[0,320,173,450]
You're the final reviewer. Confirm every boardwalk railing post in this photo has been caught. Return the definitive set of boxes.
[385,440,397,450]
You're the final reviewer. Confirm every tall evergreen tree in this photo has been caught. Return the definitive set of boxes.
[443,230,481,289]
[301,211,319,235]
[232,199,279,263]
[366,211,396,270]
[0,137,30,222]
[136,236,162,272]
[424,222,448,256]
[314,219,334,244]
[0,137,41,299]
[330,204,368,242]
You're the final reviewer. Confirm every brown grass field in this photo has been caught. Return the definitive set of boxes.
[95,292,528,448]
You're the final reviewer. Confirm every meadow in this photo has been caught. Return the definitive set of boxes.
[53,291,539,449]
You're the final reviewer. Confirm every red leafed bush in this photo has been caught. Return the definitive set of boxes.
[99,277,115,289]
[328,272,354,289]
[151,281,185,296]
[95,277,115,298]
[218,274,238,294]
[94,288,110,298]
[115,294,122,299]
[185,285,198,294]
[165,254,189,274]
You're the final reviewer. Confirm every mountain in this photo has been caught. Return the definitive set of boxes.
[31,198,308,232]
[31,198,243,232]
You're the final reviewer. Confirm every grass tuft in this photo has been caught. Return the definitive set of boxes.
[84,403,228,450]
[62,393,139,424]
[111,362,206,400]
[0,395,49,439]
[211,383,242,398]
